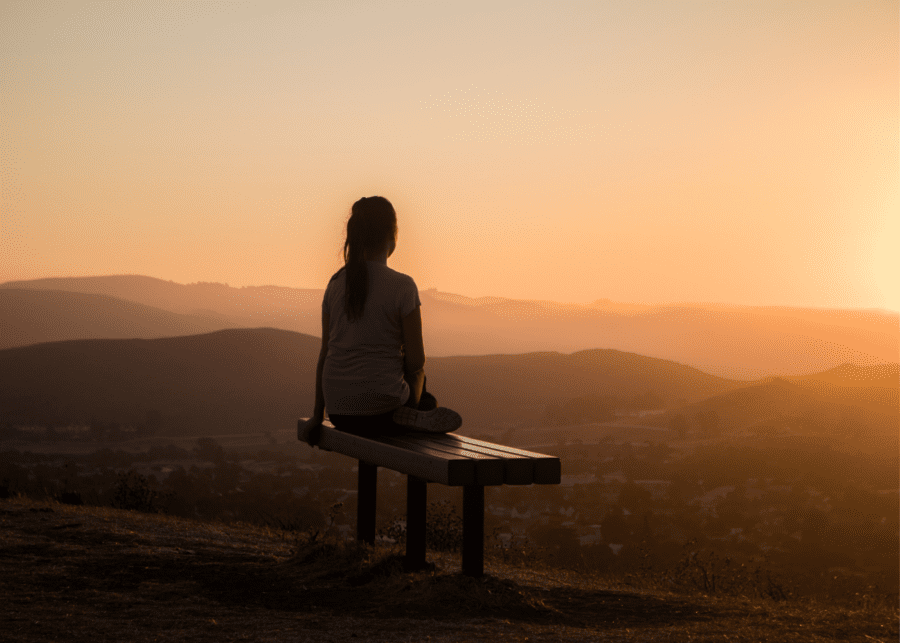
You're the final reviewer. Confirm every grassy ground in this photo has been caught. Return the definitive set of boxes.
[0,496,895,642]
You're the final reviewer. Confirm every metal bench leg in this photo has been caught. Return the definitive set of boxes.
[405,476,427,571]
[463,485,484,577]
[357,461,377,544]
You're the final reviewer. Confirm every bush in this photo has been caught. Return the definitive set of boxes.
[378,501,464,552]
[658,544,789,601]
[112,470,169,514]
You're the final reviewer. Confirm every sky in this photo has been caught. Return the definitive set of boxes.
[2,0,897,310]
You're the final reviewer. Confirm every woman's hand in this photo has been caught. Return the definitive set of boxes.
[298,415,324,446]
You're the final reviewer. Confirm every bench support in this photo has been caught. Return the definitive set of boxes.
[357,461,377,544]
[405,476,428,571]
[462,485,485,577]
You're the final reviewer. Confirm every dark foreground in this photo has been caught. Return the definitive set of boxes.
[0,497,895,642]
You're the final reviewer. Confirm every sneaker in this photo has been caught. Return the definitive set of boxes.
[392,405,462,433]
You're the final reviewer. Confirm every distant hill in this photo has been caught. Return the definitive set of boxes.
[788,362,899,388]
[425,349,744,426]
[0,329,746,436]
[0,328,322,437]
[2,274,897,378]
[675,377,898,455]
[0,275,322,336]
[786,363,898,413]
[0,289,246,350]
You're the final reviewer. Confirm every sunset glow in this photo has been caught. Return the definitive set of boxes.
[2,1,897,310]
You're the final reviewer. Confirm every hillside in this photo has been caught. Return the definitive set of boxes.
[671,377,898,458]
[0,329,745,437]
[1,496,894,642]
[0,328,321,437]
[788,363,899,388]
[786,363,899,413]
[0,288,245,350]
[426,349,743,426]
[3,275,896,378]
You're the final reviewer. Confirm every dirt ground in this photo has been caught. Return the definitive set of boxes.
[0,496,895,642]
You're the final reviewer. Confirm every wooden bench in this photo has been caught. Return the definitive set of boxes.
[297,420,561,577]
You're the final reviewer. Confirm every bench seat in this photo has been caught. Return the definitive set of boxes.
[310,424,560,486]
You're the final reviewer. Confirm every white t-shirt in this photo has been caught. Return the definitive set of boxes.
[322,261,421,415]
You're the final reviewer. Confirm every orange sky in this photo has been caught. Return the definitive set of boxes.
[2,1,897,310]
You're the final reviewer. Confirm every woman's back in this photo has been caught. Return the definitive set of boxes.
[322,261,421,416]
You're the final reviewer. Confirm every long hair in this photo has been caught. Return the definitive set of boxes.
[343,196,397,322]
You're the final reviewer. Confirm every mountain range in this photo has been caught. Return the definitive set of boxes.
[0,327,741,436]
[1,327,895,441]
[2,275,897,379]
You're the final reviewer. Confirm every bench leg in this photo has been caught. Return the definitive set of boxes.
[405,476,427,571]
[462,485,484,577]
[357,461,377,544]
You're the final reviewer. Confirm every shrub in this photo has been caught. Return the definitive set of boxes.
[112,470,169,513]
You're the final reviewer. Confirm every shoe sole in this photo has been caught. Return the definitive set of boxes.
[393,406,462,433]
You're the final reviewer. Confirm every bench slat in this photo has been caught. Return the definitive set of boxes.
[377,435,496,486]
[438,435,562,484]
[314,426,475,486]
[387,434,505,486]
[421,435,534,485]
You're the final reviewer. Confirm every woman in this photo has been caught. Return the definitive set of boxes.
[299,196,461,445]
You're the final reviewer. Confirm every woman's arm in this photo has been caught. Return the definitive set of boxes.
[299,307,329,443]
[401,305,426,407]
[312,307,330,418]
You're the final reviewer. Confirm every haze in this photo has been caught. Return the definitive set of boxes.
[2,1,897,310]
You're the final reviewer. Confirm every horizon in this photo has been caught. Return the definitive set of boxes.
[4,272,900,314]
[2,1,897,310]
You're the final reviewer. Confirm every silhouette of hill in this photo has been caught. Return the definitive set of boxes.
[426,349,743,426]
[0,329,744,437]
[0,328,321,437]
[0,289,246,350]
[3,275,896,378]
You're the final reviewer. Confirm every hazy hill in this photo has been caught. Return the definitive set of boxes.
[0,289,246,350]
[677,377,898,456]
[3,275,896,378]
[0,328,746,436]
[0,275,321,335]
[788,362,899,388]
[786,363,899,413]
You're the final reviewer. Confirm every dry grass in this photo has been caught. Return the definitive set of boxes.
[0,496,895,642]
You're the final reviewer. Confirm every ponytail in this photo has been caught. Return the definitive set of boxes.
[342,196,397,322]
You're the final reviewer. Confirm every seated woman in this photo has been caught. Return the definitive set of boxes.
[299,196,461,444]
